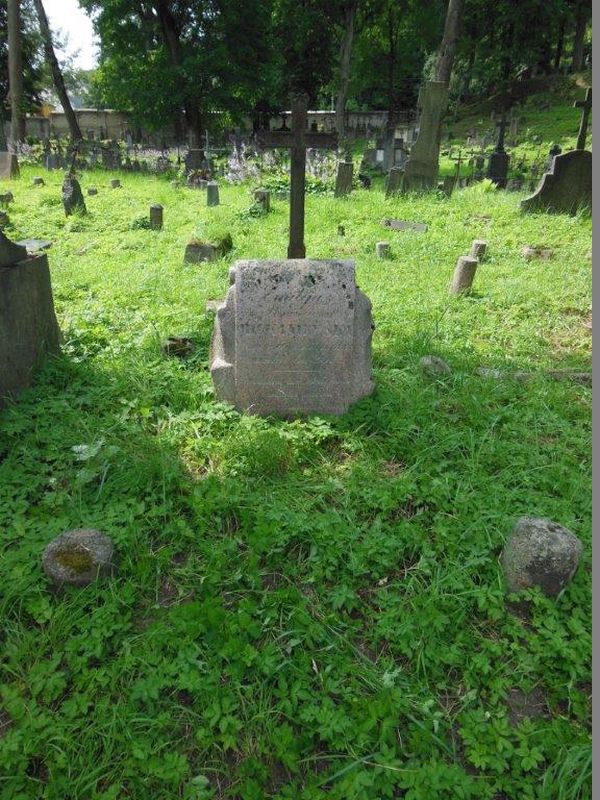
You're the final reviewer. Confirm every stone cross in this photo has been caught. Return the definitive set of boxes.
[574,88,592,150]
[256,93,338,258]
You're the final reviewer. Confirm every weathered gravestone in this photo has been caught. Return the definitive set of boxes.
[385,167,404,197]
[487,112,510,188]
[521,89,592,215]
[402,81,448,191]
[0,152,20,179]
[62,176,87,216]
[0,231,61,405]
[210,260,375,416]
[334,161,353,197]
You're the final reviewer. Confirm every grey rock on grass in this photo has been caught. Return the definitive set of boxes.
[420,355,451,378]
[501,516,582,596]
[42,529,115,586]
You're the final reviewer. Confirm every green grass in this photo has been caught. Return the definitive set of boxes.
[0,164,591,800]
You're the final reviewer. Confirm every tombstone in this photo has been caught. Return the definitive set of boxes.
[254,189,271,212]
[185,149,205,172]
[334,161,353,197]
[87,187,98,196]
[111,179,121,189]
[362,148,378,168]
[469,240,487,260]
[207,182,220,206]
[210,259,375,416]
[441,175,455,197]
[0,152,20,179]
[184,234,232,263]
[402,81,448,191]
[487,112,510,188]
[449,256,478,295]
[385,167,404,197]
[0,192,14,206]
[150,204,163,230]
[62,176,87,216]
[376,242,391,260]
[0,231,61,405]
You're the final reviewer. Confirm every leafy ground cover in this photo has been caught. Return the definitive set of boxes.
[0,163,591,799]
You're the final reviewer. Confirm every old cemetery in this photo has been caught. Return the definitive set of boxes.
[0,19,593,800]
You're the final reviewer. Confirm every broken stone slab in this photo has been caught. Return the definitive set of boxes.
[16,238,53,253]
[521,150,592,215]
[184,234,232,264]
[420,355,451,378]
[476,367,592,385]
[210,259,375,416]
[501,516,582,596]
[42,529,115,586]
[382,218,428,233]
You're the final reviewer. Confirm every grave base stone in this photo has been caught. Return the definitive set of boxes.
[210,259,375,416]
[0,232,61,404]
[521,150,592,215]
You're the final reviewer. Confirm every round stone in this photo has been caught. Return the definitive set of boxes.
[501,517,582,596]
[42,528,115,586]
[420,355,451,378]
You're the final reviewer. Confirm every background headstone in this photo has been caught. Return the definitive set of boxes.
[62,176,87,216]
[334,161,353,197]
[150,204,163,230]
[385,167,404,197]
[207,182,220,206]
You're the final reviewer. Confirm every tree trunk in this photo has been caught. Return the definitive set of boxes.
[33,0,83,142]
[436,0,464,86]
[335,0,359,150]
[571,0,588,72]
[553,18,565,71]
[7,0,26,145]
[153,0,202,145]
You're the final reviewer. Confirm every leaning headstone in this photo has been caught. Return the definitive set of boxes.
[210,259,375,416]
[0,152,20,179]
[42,529,115,586]
[254,189,271,212]
[469,240,487,260]
[521,151,592,215]
[62,176,87,216]
[501,517,582,597]
[207,182,220,207]
[449,255,478,295]
[0,231,61,404]
[402,81,448,191]
[334,161,354,197]
[375,242,391,260]
[385,167,404,197]
[150,204,163,230]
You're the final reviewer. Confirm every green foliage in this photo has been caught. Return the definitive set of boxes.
[0,163,591,799]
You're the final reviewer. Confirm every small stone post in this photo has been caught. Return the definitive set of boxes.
[376,242,391,260]
[449,256,478,295]
[150,204,163,230]
[87,187,98,196]
[207,182,220,206]
[33,176,45,186]
[334,161,354,197]
[254,189,270,212]
[469,240,487,260]
[110,179,121,189]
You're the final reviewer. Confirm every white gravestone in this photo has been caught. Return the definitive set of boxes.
[210,260,375,416]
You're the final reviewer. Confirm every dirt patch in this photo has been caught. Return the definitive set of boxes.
[380,459,406,477]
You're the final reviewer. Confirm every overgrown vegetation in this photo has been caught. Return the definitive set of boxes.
[0,163,591,799]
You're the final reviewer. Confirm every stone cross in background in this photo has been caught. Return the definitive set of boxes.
[256,93,338,258]
[574,88,592,150]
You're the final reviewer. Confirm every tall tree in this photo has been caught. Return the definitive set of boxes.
[334,0,360,143]
[435,0,463,85]
[7,0,25,143]
[33,0,82,141]
[570,0,590,72]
